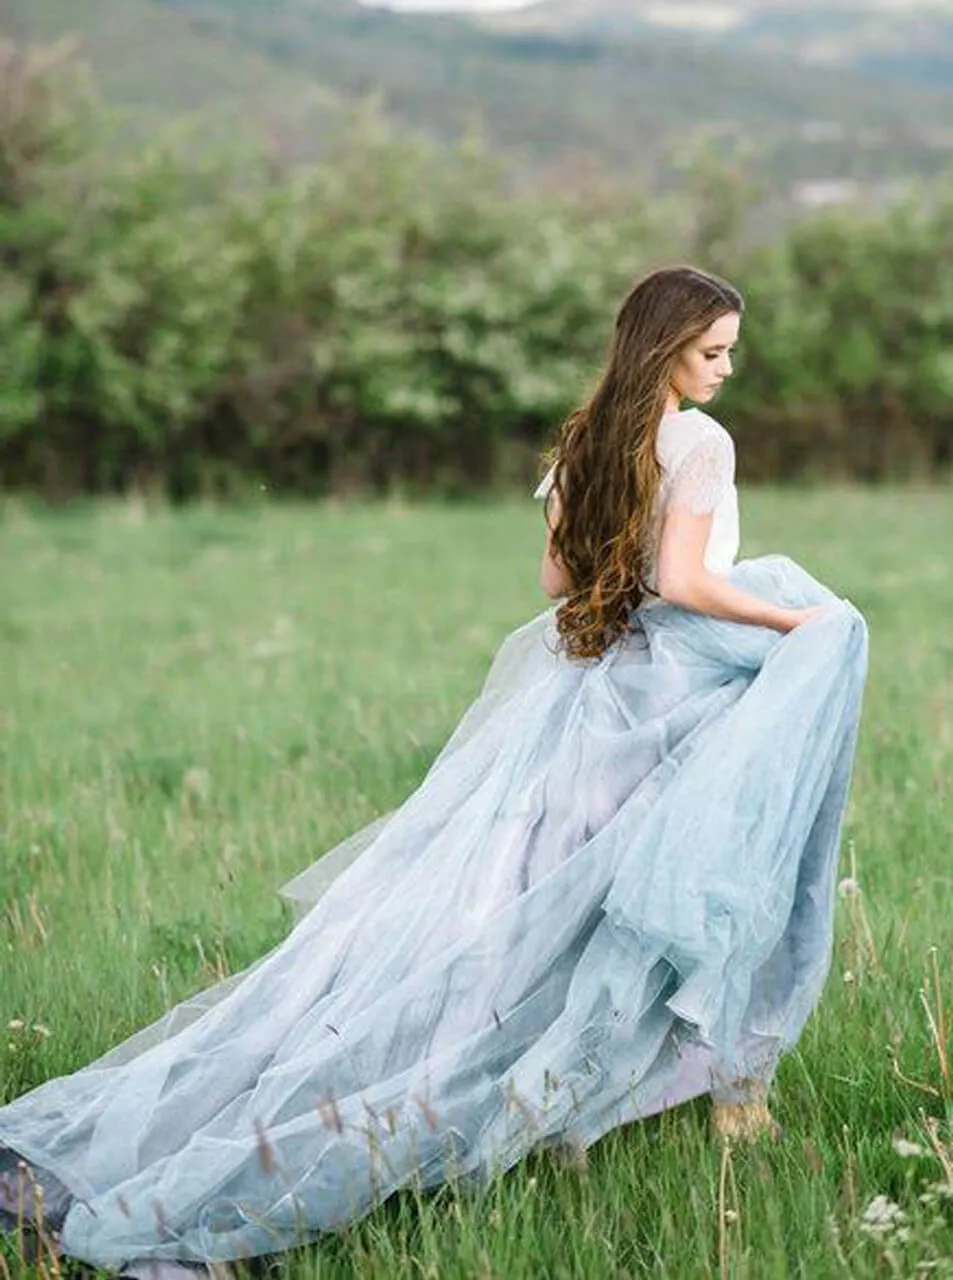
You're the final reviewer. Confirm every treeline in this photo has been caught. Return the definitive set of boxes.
[2,42,952,500]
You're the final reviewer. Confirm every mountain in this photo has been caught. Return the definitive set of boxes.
[0,0,341,151]
[149,0,953,187]
[5,0,953,197]
[480,0,953,89]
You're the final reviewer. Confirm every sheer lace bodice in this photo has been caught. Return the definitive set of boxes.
[534,408,740,594]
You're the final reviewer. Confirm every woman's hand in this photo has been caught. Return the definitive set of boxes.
[657,508,839,633]
[781,603,837,632]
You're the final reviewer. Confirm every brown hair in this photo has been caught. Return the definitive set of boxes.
[545,265,744,661]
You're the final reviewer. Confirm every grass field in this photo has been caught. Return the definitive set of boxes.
[1,487,952,1278]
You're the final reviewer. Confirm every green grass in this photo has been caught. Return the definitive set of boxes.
[1,487,952,1278]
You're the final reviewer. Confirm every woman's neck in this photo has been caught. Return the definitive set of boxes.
[664,391,683,414]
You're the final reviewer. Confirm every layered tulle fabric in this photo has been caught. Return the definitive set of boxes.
[0,555,868,1269]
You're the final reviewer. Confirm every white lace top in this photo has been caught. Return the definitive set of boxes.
[534,408,740,594]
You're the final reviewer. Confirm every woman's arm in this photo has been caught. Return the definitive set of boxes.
[538,461,822,630]
[656,506,817,632]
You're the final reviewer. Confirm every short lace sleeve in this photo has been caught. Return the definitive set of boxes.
[668,431,735,516]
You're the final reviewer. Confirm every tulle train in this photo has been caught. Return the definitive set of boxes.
[0,555,868,1268]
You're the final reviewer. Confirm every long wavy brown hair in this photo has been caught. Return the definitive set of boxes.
[545,265,744,661]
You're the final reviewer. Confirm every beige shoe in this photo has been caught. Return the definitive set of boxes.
[711,1099,782,1143]
[711,1079,782,1142]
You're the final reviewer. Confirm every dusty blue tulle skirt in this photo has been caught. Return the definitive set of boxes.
[0,555,868,1268]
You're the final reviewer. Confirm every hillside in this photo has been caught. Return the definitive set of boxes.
[0,0,341,151]
[4,0,953,195]
[150,0,953,187]
[481,0,953,89]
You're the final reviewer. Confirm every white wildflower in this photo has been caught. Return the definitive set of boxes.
[843,970,856,984]
[860,1194,907,1239]
[892,1138,926,1159]
[6,1019,24,1032]
[838,877,860,898]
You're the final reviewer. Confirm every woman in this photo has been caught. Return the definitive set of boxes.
[0,265,868,1274]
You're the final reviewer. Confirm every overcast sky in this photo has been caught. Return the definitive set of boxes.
[361,0,953,11]
[359,0,538,11]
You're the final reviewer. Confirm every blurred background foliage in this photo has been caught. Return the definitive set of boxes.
[1,38,952,500]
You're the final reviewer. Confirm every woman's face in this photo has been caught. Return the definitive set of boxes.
[670,311,740,406]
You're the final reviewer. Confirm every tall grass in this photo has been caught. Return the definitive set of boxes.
[1,487,952,1277]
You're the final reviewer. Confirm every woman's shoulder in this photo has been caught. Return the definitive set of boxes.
[535,410,734,498]
[662,407,732,443]
[658,409,734,467]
